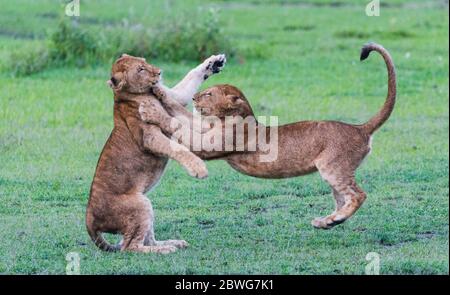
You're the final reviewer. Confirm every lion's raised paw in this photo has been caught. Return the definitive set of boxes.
[201,54,226,80]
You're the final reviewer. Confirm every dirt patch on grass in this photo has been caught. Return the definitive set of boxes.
[335,30,416,40]
[417,231,437,240]
[213,1,447,9]
[197,218,216,228]
[283,25,315,32]
[37,12,117,25]
[0,28,43,39]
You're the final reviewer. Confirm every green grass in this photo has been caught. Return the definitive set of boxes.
[0,0,448,274]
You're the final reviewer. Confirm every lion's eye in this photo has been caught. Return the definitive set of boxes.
[138,67,145,72]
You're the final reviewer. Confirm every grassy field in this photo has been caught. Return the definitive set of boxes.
[0,0,448,274]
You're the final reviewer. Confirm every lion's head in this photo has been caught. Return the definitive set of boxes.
[107,54,161,96]
[193,84,254,118]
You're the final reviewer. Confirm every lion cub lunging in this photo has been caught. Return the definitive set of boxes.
[141,43,396,230]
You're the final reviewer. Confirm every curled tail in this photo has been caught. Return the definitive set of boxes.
[86,215,119,252]
[359,42,397,135]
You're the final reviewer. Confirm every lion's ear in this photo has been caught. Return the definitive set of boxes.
[107,72,125,91]
[226,95,243,104]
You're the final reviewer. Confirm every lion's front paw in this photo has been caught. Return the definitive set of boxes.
[201,54,227,80]
[186,158,208,179]
[150,85,166,100]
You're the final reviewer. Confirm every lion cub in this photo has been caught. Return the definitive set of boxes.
[140,43,396,230]
[86,53,225,253]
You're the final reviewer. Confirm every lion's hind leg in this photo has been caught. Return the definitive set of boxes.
[312,161,367,229]
[142,200,189,249]
[119,195,177,254]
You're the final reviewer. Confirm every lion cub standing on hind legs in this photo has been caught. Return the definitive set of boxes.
[86,53,226,253]
[141,42,396,230]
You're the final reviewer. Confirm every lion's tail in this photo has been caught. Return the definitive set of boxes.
[359,42,397,135]
[86,213,119,252]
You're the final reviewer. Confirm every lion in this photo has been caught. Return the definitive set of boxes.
[140,43,396,229]
[86,53,226,253]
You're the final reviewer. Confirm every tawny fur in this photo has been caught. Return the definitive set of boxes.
[141,43,396,229]
[86,54,226,252]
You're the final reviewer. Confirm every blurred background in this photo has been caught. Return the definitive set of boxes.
[0,0,448,274]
